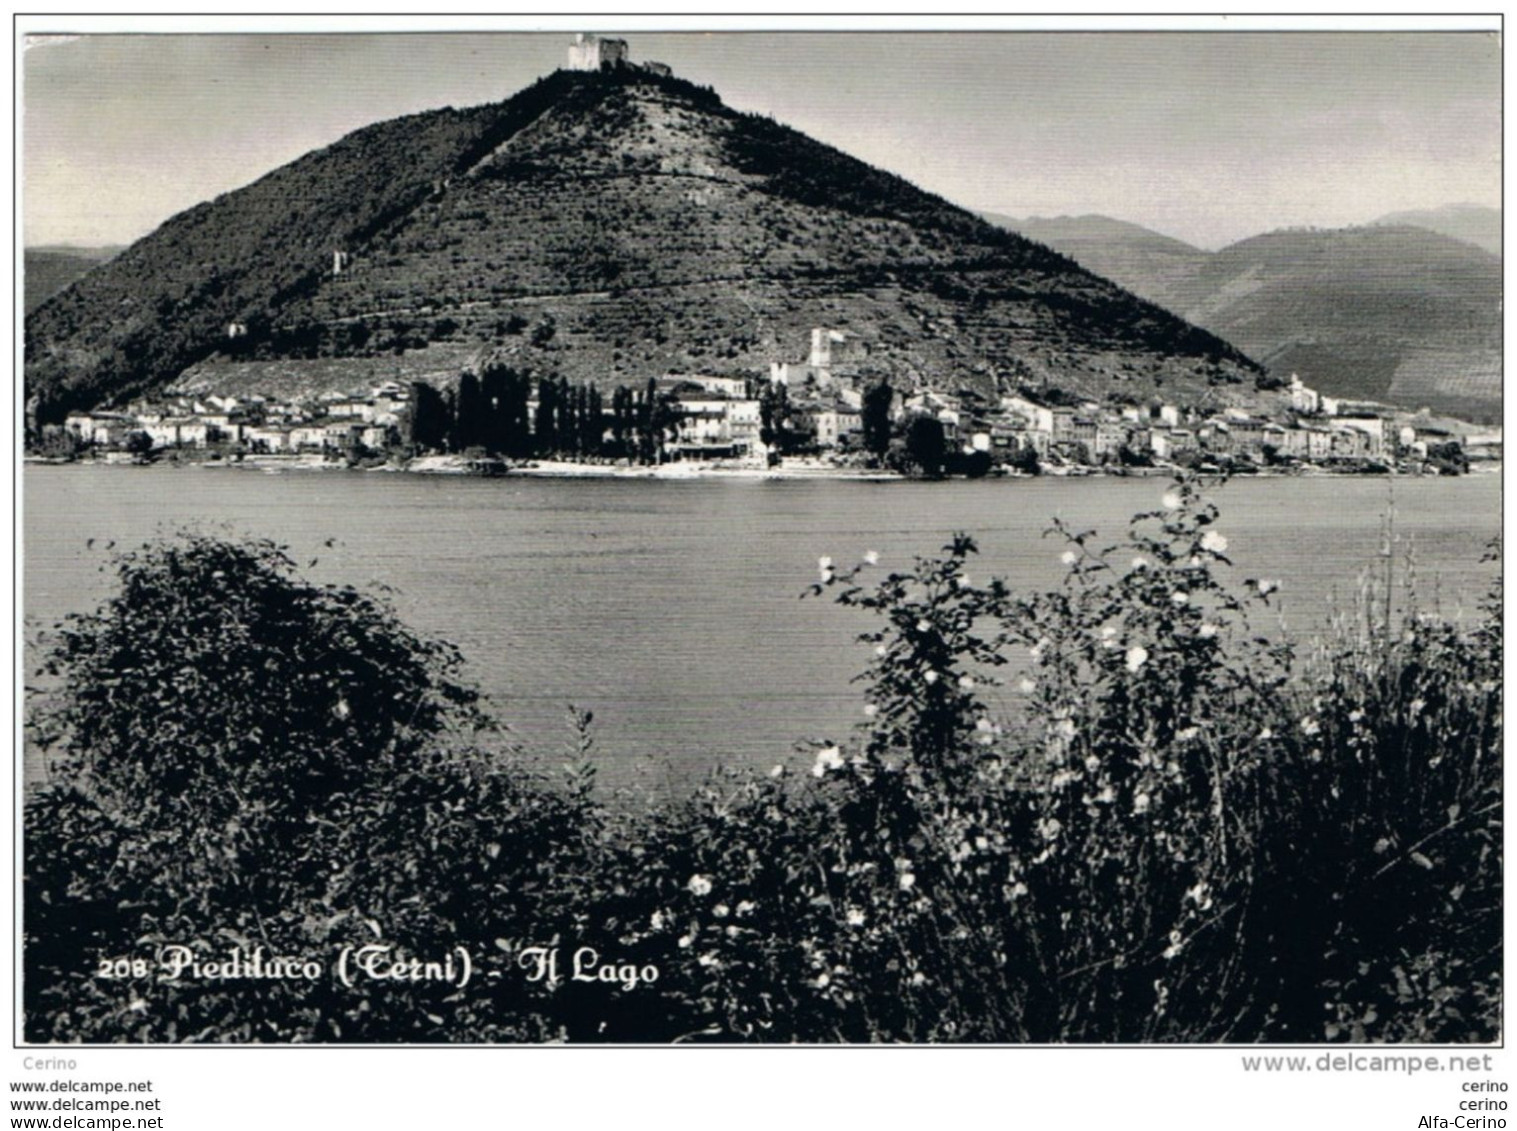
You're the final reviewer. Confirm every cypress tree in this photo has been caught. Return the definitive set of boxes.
[534,377,557,456]
[454,372,484,452]
[406,381,450,453]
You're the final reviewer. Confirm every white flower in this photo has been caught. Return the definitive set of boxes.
[958,675,975,690]
[712,903,730,919]
[1131,556,1150,571]
[1133,792,1152,815]
[1198,623,1218,639]
[1176,726,1200,742]
[1037,817,1063,841]
[687,874,713,897]
[1200,530,1228,554]
[924,670,939,685]
[1257,578,1278,596]
[769,764,785,778]
[333,698,351,721]
[874,644,888,658]
[1017,677,1036,694]
[736,900,757,916]
[1170,591,1189,607]
[813,973,831,989]
[1061,550,1078,566]
[1162,490,1183,510]
[898,872,917,892]
[677,934,694,949]
[863,550,879,566]
[812,746,845,777]
[1258,727,1274,741]
[1300,717,1320,737]
[845,908,866,928]
[818,555,833,572]
[650,910,666,930]
[910,971,928,987]
[863,703,878,718]
[1093,785,1116,804]
[698,953,719,968]
[1101,625,1118,639]
[1408,698,1426,715]
[1125,645,1149,673]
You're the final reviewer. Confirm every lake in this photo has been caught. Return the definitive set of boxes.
[22,464,1502,791]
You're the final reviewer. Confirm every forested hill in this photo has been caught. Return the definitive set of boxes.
[1176,226,1501,418]
[23,246,120,313]
[27,66,1260,424]
[983,213,1501,419]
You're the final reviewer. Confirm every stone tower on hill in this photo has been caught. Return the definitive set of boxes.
[567,33,628,71]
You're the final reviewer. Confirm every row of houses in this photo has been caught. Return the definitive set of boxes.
[902,383,1481,468]
[57,331,1495,469]
[63,383,412,455]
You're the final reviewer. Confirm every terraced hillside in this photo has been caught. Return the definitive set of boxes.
[27,66,1260,425]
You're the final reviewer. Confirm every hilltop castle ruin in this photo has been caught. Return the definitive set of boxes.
[567,33,627,71]
[566,33,672,77]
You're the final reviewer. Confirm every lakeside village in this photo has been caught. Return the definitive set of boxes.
[43,326,1500,479]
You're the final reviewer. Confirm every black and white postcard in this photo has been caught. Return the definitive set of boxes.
[13,11,1504,1125]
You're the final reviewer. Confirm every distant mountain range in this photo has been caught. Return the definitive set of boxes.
[23,245,121,313]
[24,65,1259,426]
[1371,204,1499,257]
[987,211,1500,419]
[980,213,1209,317]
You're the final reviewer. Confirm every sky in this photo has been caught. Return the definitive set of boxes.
[20,25,1502,251]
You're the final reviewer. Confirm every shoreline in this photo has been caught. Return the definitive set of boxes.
[24,452,1497,482]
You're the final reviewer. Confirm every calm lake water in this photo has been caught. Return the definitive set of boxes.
[23,464,1502,790]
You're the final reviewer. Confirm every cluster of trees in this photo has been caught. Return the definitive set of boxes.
[407,365,679,464]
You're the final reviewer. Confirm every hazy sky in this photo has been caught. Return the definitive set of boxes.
[22,28,1501,251]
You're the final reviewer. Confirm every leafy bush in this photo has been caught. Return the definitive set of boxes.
[24,532,595,1042]
[604,478,1499,1042]
[24,481,1500,1043]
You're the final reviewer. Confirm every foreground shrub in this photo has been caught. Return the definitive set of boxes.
[608,478,1500,1042]
[24,482,1501,1042]
[25,532,597,1041]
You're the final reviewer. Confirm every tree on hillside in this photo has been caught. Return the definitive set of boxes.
[759,379,792,463]
[405,381,451,452]
[534,377,559,455]
[861,379,893,461]
[453,372,485,451]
